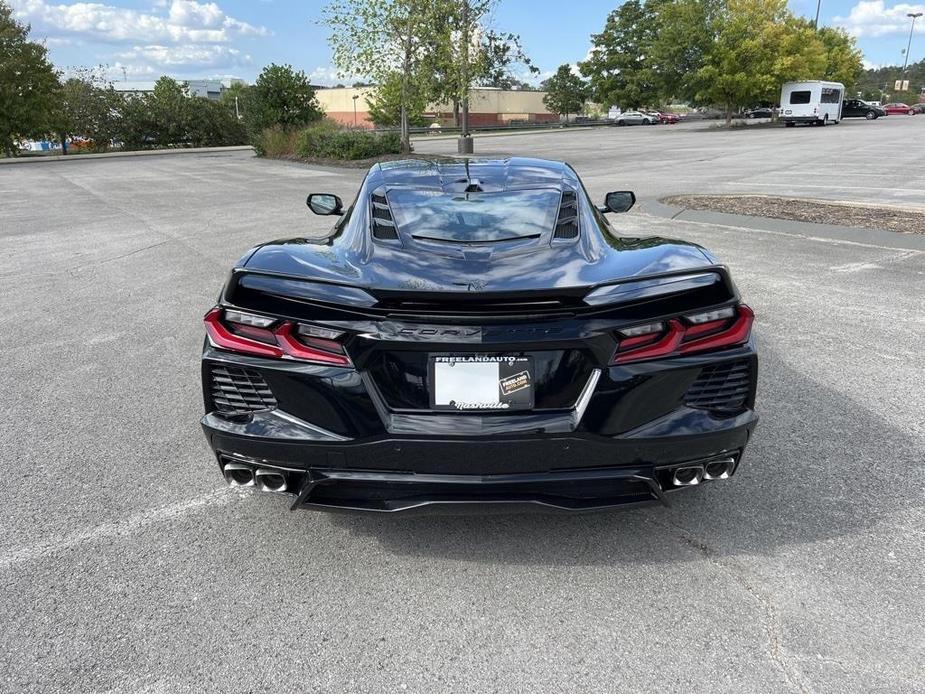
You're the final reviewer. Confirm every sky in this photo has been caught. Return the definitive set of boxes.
[10,0,925,84]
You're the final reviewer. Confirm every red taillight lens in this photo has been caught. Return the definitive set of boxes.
[613,305,753,364]
[204,308,351,366]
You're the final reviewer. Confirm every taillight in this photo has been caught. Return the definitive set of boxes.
[204,308,351,366]
[613,305,753,364]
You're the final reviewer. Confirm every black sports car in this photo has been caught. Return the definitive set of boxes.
[201,158,758,512]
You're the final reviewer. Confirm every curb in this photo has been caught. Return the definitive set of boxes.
[0,145,254,165]
[640,200,925,252]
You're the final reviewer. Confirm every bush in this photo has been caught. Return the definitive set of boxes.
[294,122,402,160]
[253,125,301,157]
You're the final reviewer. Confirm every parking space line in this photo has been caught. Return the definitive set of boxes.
[0,488,239,569]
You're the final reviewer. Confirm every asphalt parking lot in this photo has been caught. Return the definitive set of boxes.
[2,118,923,693]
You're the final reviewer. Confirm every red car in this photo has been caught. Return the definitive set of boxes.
[655,112,681,124]
[883,103,916,115]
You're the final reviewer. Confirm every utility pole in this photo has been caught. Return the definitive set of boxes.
[458,1,473,155]
[814,0,822,28]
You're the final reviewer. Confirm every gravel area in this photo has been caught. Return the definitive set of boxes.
[663,194,925,234]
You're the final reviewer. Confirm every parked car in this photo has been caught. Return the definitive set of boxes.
[911,103,925,114]
[882,102,915,115]
[744,107,773,119]
[655,111,681,124]
[613,111,658,126]
[841,99,886,119]
[201,158,758,512]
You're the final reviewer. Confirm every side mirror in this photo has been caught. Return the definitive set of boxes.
[602,191,636,214]
[306,193,343,216]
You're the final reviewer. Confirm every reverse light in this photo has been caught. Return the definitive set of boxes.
[204,308,351,366]
[613,305,753,364]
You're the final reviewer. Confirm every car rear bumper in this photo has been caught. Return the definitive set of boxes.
[203,411,757,512]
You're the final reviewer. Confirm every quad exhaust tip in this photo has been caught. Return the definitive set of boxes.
[255,468,288,493]
[672,465,704,487]
[223,462,255,487]
[703,458,736,481]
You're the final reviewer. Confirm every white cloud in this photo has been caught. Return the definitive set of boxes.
[12,0,268,44]
[834,1,925,37]
[115,43,251,69]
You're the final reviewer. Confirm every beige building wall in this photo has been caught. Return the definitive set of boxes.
[314,86,555,128]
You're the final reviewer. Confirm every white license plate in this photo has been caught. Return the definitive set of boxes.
[429,356,534,411]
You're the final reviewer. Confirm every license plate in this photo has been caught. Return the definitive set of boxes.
[429,355,534,411]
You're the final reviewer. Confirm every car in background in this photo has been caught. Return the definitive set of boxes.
[841,99,886,119]
[883,103,915,115]
[200,157,758,512]
[911,103,925,114]
[744,107,774,119]
[654,112,681,124]
[613,111,658,126]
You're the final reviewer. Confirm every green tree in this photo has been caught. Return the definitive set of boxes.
[186,97,247,146]
[54,66,122,152]
[695,0,826,122]
[542,64,588,119]
[366,72,428,127]
[478,28,540,89]
[579,0,658,110]
[817,26,864,89]
[246,63,322,135]
[324,0,440,152]
[647,0,720,103]
[0,1,60,156]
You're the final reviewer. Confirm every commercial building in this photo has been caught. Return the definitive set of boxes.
[113,78,245,100]
[314,86,557,128]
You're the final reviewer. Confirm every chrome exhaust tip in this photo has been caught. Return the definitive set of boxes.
[672,465,704,487]
[255,468,287,493]
[703,458,736,481]
[223,462,255,487]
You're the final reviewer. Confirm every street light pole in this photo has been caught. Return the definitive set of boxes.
[814,0,822,29]
[901,12,923,78]
[352,94,359,127]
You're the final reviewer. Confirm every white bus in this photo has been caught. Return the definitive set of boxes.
[780,81,844,127]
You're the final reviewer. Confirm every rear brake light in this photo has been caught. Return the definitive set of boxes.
[613,305,753,364]
[204,308,351,366]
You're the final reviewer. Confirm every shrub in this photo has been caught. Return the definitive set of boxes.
[295,122,402,160]
[253,125,300,157]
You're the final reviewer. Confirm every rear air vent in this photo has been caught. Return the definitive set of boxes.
[371,192,399,240]
[209,365,277,414]
[685,359,752,411]
[554,190,579,240]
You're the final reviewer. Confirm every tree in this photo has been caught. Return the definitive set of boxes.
[324,0,440,152]
[542,64,588,119]
[0,1,60,156]
[366,72,428,127]
[695,0,826,122]
[817,26,864,90]
[246,63,323,135]
[579,0,658,110]
[54,66,122,152]
[647,0,719,103]
[478,29,540,89]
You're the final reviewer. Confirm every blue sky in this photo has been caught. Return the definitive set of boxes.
[11,0,925,83]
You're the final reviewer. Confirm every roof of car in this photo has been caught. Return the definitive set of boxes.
[371,157,576,192]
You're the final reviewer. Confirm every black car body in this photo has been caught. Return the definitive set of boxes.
[744,108,773,119]
[842,99,885,119]
[201,158,758,512]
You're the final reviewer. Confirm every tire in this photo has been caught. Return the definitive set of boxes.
[617,120,625,126]
[865,110,876,120]
[821,115,828,127]
[785,122,795,127]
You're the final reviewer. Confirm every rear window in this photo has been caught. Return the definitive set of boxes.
[821,87,841,103]
[385,189,562,243]
[789,91,811,104]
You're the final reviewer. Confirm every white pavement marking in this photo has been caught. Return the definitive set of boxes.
[0,488,240,570]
